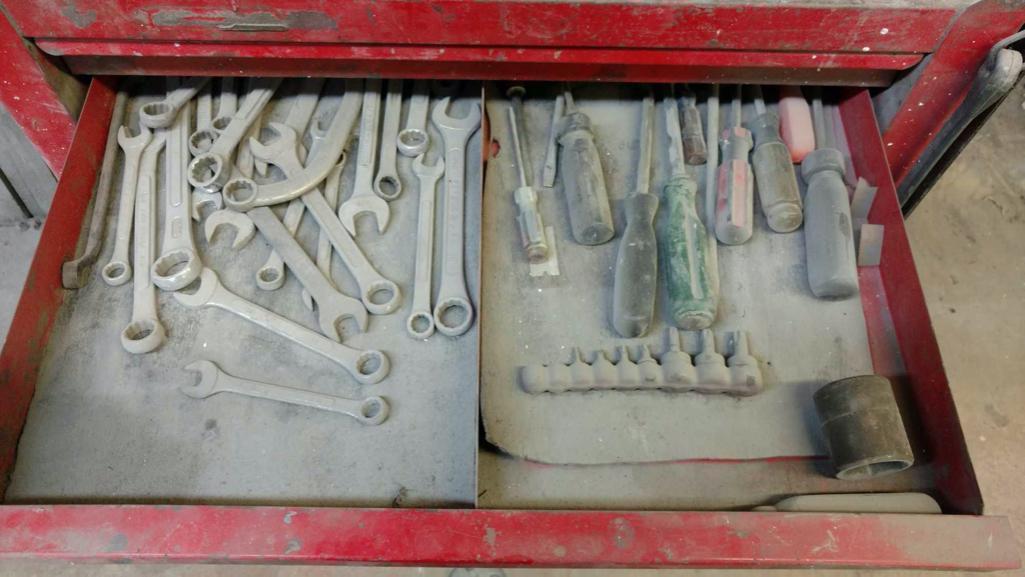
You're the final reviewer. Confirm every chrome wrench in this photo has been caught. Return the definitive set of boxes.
[407,154,444,339]
[121,134,167,354]
[431,98,480,337]
[188,77,281,193]
[101,125,152,286]
[139,76,209,129]
[182,360,389,425]
[234,125,401,315]
[152,97,203,292]
[337,78,389,235]
[247,205,369,340]
[173,269,389,385]
[397,79,430,157]
[373,78,403,201]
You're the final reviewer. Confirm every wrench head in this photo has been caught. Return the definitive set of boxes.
[222,178,260,212]
[315,293,370,342]
[152,248,203,292]
[191,189,223,221]
[117,125,152,152]
[188,127,219,156]
[204,209,255,249]
[188,152,230,193]
[172,267,220,308]
[139,100,178,129]
[397,128,429,158]
[337,194,390,236]
[412,153,444,180]
[433,296,475,337]
[352,350,391,386]
[248,122,303,175]
[356,396,390,426]
[120,317,166,355]
[431,97,482,135]
[181,360,221,398]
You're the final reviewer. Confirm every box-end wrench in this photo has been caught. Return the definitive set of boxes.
[173,269,389,385]
[121,134,167,354]
[139,77,209,129]
[222,79,362,211]
[101,125,152,286]
[337,78,390,235]
[407,154,444,339]
[240,125,401,315]
[397,79,430,158]
[63,90,128,289]
[182,360,389,425]
[257,88,330,291]
[188,78,281,193]
[431,98,480,337]
[373,78,404,201]
[152,98,203,292]
[247,205,369,340]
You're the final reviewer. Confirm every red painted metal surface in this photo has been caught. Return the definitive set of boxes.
[0,78,116,491]
[37,40,920,86]
[0,11,78,176]
[4,1,955,54]
[0,505,1017,569]
[842,90,983,516]
[883,0,1025,187]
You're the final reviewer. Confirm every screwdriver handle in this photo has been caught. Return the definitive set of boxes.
[802,148,858,299]
[749,111,804,233]
[715,126,754,245]
[612,192,659,338]
[514,186,549,264]
[661,172,717,330]
[557,112,615,245]
[679,99,707,165]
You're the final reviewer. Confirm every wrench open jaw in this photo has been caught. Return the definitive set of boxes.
[336,185,391,235]
[204,209,255,249]
[174,269,387,385]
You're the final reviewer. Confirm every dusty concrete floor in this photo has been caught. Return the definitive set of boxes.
[2,84,1024,576]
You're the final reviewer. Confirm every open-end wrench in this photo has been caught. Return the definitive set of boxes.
[152,98,203,292]
[397,79,430,158]
[182,360,389,425]
[373,78,404,201]
[241,124,401,315]
[204,210,255,249]
[211,77,237,131]
[101,125,152,286]
[139,77,209,129]
[431,98,480,337]
[222,79,362,211]
[337,78,390,235]
[248,205,369,339]
[188,77,281,193]
[407,154,444,339]
[173,269,389,385]
[256,87,330,291]
[191,82,222,222]
[304,161,346,311]
[121,134,167,354]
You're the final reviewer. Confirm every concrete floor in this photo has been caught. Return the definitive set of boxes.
[2,84,1024,575]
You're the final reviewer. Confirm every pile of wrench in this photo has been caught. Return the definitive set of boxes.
[74,76,481,424]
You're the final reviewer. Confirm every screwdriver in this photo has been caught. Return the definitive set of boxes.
[612,92,658,338]
[660,90,717,330]
[715,86,754,245]
[507,99,549,264]
[749,86,804,233]
[679,85,707,165]
[803,89,859,299]
[557,89,615,245]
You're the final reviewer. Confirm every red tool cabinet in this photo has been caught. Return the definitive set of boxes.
[0,0,1022,570]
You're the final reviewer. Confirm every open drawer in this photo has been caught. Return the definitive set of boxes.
[0,76,1017,570]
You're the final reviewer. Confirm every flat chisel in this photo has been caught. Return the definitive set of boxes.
[612,92,658,338]
[660,90,717,330]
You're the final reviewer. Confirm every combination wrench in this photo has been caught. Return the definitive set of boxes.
[173,269,389,385]
[222,79,362,211]
[188,77,281,193]
[191,82,222,221]
[101,125,151,286]
[211,77,238,131]
[337,78,390,235]
[182,360,389,425]
[203,116,260,249]
[139,77,209,129]
[152,97,203,292]
[407,154,444,339]
[233,125,401,315]
[305,161,346,311]
[247,205,369,340]
[121,134,167,354]
[397,79,430,157]
[373,78,403,201]
[430,98,481,337]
